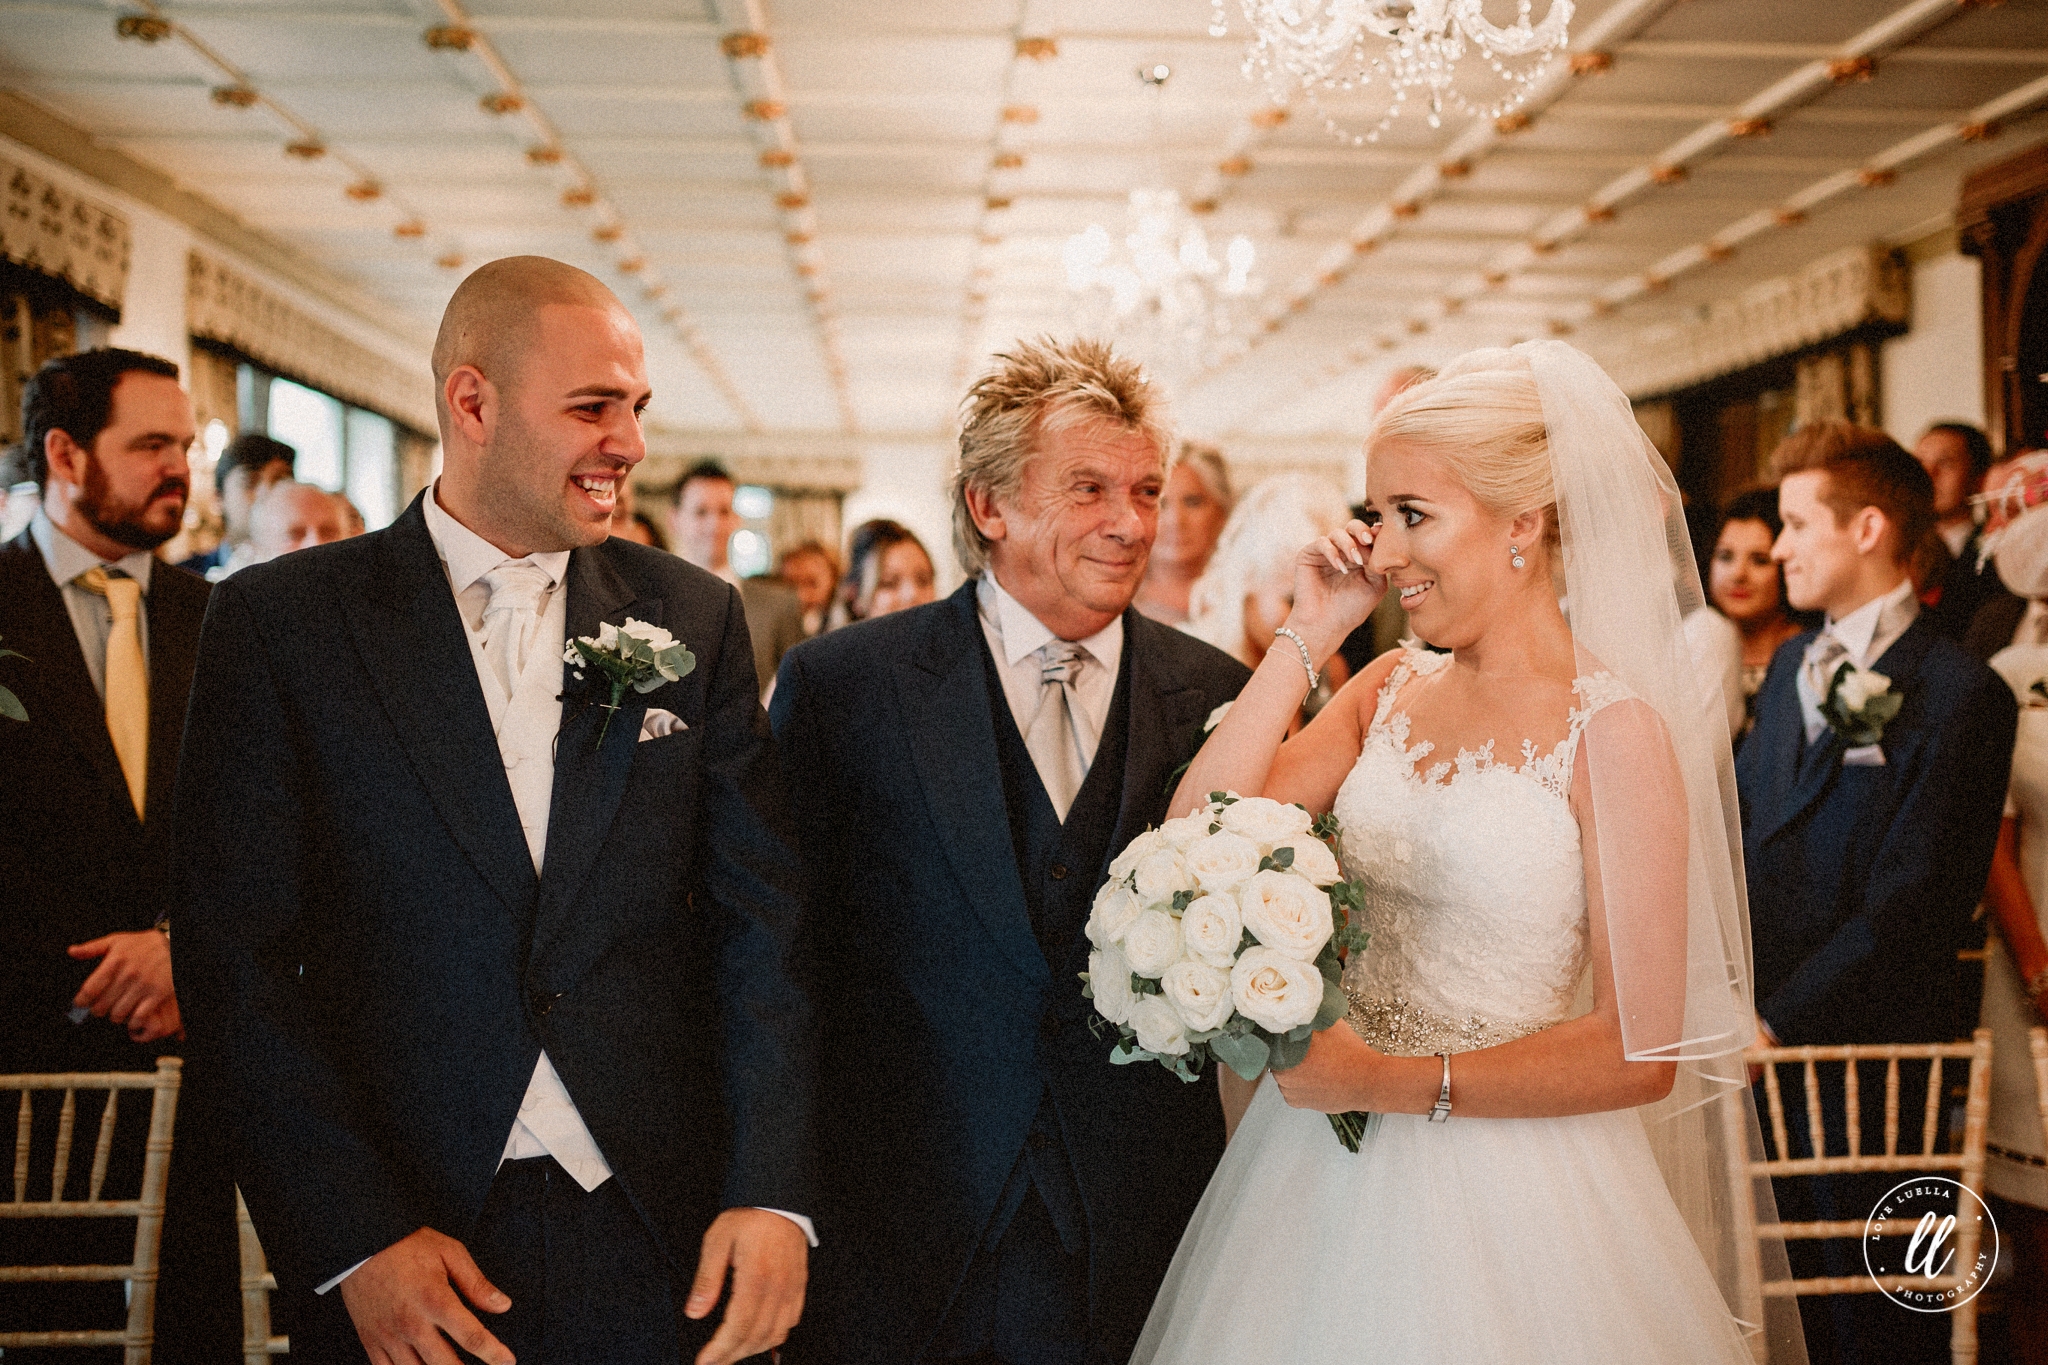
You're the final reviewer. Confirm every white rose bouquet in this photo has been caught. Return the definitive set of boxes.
[1081,791,1371,1150]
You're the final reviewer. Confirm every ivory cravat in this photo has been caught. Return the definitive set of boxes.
[1025,640,1089,821]
[77,566,148,818]
[478,561,555,706]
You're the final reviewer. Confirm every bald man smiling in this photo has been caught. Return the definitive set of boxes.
[174,257,815,1365]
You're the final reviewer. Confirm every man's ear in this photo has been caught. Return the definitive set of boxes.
[963,482,1007,546]
[1849,505,1891,557]
[442,365,494,448]
[43,428,87,489]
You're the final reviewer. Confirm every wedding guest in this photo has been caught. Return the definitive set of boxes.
[667,459,804,689]
[335,495,367,539]
[0,348,240,1362]
[1134,442,1231,626]
[1918,422,2002,639]
[177,431,293,576]
[1978,626,2048,1365]
[1709,487,1807,740]
[831,518,936,626]
[1968,455,2048,658]
[1188,473,1353,723]
[243,480,349,566]
[1737,420,2015,1365]
[778,540,839,638]
[771,336,1249,1365]
[174,256,814,1365]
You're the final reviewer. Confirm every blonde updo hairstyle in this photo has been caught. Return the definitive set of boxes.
[1365,348,1560,579]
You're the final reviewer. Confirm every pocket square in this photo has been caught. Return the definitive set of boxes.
[1842,743,1886,767]
[639,708,687,741]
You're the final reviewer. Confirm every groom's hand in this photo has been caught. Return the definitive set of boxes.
[339,1227,514,1365]
[685,1207,808,1365]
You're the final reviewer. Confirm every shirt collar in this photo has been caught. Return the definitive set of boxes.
[422,481,570,595]
[30,509,155,594]
[977,571,1123,670]
[1827,577,1918,667]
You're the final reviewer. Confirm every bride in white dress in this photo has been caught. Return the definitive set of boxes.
[1133,343,1807,1364]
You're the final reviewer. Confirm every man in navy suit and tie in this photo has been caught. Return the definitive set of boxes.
[770,337,1250,1365]
[175,257,813,1365]
[1737,421,2016,1365]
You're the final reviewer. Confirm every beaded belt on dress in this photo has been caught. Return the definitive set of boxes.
[1345,992,1554,1056]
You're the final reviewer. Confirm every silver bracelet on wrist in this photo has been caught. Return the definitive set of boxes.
[1427,1051,1453,1122]
[1272,626,1320,693]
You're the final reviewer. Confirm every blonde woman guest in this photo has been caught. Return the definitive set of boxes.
[1135,443,1232,626]
[1708,486,1806,739]
[1186,473,1354,723]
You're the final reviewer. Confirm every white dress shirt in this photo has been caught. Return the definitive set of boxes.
[976,571,1122,772]
[30,510,155,692]
[1795,577,1919,744]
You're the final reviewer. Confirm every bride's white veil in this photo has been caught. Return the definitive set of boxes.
[1442,340,1807,1360]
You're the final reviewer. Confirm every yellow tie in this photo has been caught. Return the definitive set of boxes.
[79,567,149,819]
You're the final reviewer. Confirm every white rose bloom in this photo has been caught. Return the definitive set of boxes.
[1230,947,1326,1034]
[1218,796,1314,846]
[1180,893,1245,969]
[1158,814,1212,850]
[596,621,621,648]
[620,617,678,650]
[1122,909,1184,977]
[1108,828,1169,881]
[1132,848,1194,905]
[1837,669,1891,711]
[1184,831,1262,893]
[1239,869,1335,961]
[1276,837,1343,887]
[1086,884,1144,949]
[1160,960,1235,1032]
[1089,945,1137,1026]
[1128,994,1190,1056]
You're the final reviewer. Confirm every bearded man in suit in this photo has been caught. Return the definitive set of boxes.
[174,257,814,1365]
[770,336,1250,1365]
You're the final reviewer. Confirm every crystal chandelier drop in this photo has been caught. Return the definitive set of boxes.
[1212,0,1573,143]
[1062,67,1262,385]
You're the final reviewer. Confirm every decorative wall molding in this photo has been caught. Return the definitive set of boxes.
[1601,245,1910,400]
[0,151,130,312]
[187,250,435,433]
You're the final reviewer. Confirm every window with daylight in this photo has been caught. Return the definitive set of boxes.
[244,366,403,530]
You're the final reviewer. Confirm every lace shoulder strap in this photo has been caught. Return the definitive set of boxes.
[1369,641,1449,733]
[1552,672,1636,796]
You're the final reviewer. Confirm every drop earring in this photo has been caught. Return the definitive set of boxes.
[1510,544,1526,569]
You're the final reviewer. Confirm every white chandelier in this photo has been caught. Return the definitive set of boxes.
[1212,0,1573,143]
[1063,67,1261,384]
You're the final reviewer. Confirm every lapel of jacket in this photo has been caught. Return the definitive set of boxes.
[0,532,132,820]
[1106,612,1214,860]
[142,568,206,829]
[532,543,651,953]
[895,582,1045,986]
[343,497,537,917]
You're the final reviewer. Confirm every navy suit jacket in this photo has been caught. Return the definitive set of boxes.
[172,494,814,1296]
[1737,614,2015,1045]
[769,582,1249,1365]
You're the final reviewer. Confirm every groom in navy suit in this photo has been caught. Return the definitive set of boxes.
[1737,422,2015,1365]
[770,337,1249,1365]
[175,258,813,1365]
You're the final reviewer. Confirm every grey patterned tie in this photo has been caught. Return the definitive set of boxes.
[1025,640,1088,821]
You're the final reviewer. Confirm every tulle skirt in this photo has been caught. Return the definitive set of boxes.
[1131,1076,1756,1365]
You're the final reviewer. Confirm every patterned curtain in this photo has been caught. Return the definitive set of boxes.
[768,489,843,564]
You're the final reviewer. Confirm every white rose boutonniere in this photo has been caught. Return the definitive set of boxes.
[564,617,696,745]
[1818,660,1902,748]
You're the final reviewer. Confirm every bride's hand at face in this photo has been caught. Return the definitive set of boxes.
[1284,520,1384,663]
[1272,1020,1383,1114]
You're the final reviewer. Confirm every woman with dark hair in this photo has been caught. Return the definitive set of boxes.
[1708,486,1806,738]
[834,518,936,626]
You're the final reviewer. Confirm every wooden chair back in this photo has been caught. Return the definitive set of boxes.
[236,1188,287,1363]
[1740,1030,1994,1365]
[0,1058,182,1364]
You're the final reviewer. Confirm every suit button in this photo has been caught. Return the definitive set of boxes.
[1049,863,1069,880]
[531,991,564,1018]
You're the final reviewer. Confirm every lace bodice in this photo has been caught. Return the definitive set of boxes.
[1334,646,1633,1056]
